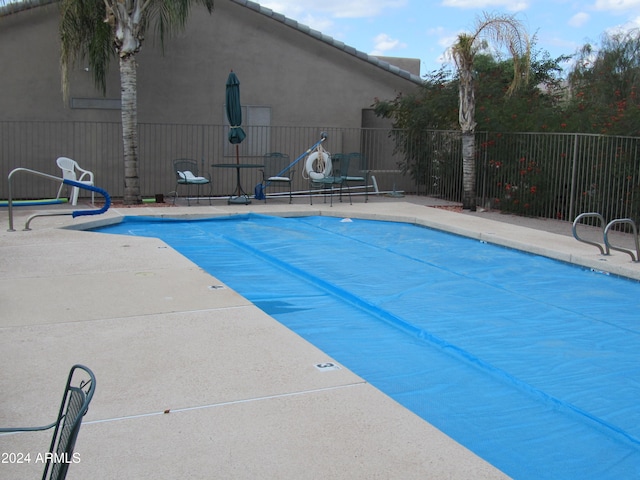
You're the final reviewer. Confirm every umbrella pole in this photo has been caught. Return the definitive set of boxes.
[235,144,241,197]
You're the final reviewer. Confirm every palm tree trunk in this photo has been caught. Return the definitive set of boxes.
[459,65,477,211]
[120,54,141,205]
[461,132,476,211]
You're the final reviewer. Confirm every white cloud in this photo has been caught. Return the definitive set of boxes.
[438,32,463,50]
[568,12,590,27]
[370,33,407,55]
[441,0,529,12]
[298,14,335,34]
[259,0,407,19]
[606,15,640,34]
[592,0,640,12]
[424,26,465,67]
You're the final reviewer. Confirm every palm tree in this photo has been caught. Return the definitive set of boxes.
[59,0,215,204]
[451,13,530,210]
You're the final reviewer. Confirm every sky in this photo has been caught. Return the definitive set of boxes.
[259,0,640,76]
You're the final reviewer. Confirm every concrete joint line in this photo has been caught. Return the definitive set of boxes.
[85,382,367,425]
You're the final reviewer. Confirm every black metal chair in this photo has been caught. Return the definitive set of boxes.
[260,152,293,203]
[0,364,96,480]
[173,158,212,206]
[309,153,349,206]
[345,152,370,203]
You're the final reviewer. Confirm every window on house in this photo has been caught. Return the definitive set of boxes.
[224,105,271,158]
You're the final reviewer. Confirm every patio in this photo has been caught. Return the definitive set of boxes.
[1,195,638,479]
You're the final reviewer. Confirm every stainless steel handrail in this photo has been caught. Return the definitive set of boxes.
[572,212,610,255]
[604,219,640,262]
[7,167,110,231]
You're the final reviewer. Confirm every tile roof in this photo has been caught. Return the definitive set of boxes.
[1,0,424,85]
[0,0,56,16]
[230,0,423,85]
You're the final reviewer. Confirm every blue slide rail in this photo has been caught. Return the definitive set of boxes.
[64,180,111,217]
[6,167,111,231]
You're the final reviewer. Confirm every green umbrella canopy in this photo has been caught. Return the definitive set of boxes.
[225,71,246,145]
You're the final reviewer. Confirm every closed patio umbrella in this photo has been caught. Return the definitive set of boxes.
[225,71,248,202]
[225,71,246,159]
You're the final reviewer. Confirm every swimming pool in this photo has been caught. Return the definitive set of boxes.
[94,214,640,479]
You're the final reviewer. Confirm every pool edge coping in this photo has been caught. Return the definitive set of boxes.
[72,204,640,282]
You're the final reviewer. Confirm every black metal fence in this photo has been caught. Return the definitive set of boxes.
[0,122,410,201]
[393,129,640,223]
[2,121,639,223]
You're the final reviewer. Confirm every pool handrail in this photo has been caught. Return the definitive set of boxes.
[572,212,610,256]
[7,167,111,231]
[604,218,640,262]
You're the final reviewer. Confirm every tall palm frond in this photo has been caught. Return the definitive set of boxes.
[59,0,111,101]
[451,13,530,99]
[471,13,530,96]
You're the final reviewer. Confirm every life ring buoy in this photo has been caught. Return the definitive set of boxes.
[305,151,332,180]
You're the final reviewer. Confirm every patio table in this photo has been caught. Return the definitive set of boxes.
[213,163,263,205]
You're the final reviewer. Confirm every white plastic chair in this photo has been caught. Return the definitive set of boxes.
[56,157,95,205]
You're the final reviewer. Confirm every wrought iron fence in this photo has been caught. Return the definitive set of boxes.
[389,128,640,223]
[386,129,464,201]
[0,122,411,201]
[2,121,639,224]
[475,132,640,223]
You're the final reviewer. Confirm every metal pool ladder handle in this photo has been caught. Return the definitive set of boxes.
[573,213,640,262]
[572,212,610,256]
[7,167,110,231]
[604,218,640,262]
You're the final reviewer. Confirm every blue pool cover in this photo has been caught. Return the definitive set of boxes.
[95,214,640,479]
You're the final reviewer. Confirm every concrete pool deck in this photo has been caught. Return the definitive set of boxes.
[2,195,639,479]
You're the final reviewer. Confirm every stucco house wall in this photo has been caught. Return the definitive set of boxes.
[0,0,422,198]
